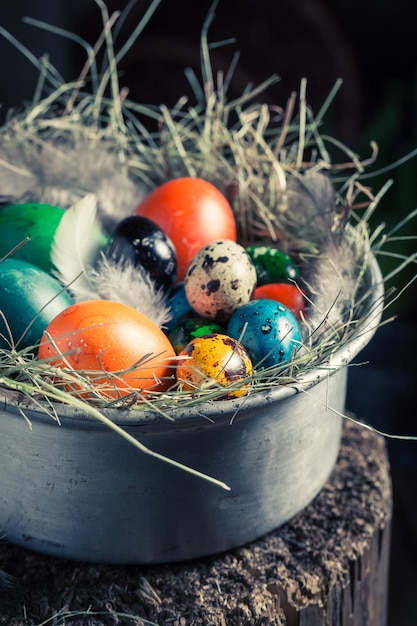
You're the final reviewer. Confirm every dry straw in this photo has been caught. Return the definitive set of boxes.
[0,0,416,478]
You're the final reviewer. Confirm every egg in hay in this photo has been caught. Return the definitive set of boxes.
[227,299,302,368]
[0,202,66,273]
[134,177,237,282]
[246,245,300,285]
[168,317,226,354]
[0,258,73,350]
[184,240,257,321]
[38,299,176,398]
[252,283,306,319]
[105,215,177,291]
[176,333,253,398]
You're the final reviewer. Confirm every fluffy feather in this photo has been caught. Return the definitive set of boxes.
[51,196,172,328]
[285,170,348,250]
[284,172,359,343]
[0,124,147,225]
[300,236,360,344]
[89,255,172,329]
[0,122,172,328]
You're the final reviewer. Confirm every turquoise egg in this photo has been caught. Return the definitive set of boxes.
[0,259,73,350]
[0,203,65,272]
[168,317,226,354]
[227,299,301,368]
[165,282,194,330]
[246,245,299,285]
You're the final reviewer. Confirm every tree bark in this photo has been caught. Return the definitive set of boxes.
[0,419,392,626]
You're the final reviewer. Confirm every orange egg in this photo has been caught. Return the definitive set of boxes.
[38,300,176,399]
[134,177,237,282]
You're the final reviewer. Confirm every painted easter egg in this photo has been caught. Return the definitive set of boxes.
[176,333,253,398]
[165,282,194,330]
[38,299,176,399]
[246,245,299,285]
[105,215,177,291]
[134,177,237,281]
[252,283,306,319]
[0,258,73,350]
[227,299,301,368]
[0,203,65,272]
[168,317,226,354]
[184,240,257,321]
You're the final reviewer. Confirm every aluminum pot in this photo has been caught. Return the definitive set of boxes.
[0,254,384,564]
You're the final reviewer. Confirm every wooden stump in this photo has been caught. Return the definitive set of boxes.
[0,419,392,626]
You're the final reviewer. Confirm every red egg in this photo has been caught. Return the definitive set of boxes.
[38,300,176,399]
[134,177,237,281]
[252,283,306,319]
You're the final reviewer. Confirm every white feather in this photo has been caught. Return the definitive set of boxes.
[0,120,169,329]
[51,199,171,327]
[51,194,107,300]
[90,255,172,329]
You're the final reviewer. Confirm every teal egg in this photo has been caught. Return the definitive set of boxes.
[246,245,299,285]
[168,317,226,354]
[0,203,65,272]
[0,259,73,350]
[227,299,301,369]
[166,282,194,330]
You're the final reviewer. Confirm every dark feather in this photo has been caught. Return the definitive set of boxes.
[285,171,348,250]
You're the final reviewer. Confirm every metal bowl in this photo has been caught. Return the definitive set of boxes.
[0,254,384,564]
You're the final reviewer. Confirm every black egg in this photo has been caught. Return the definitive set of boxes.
[105,215,177,291]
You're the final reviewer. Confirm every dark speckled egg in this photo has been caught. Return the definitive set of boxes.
[105,215,177,291]
[246,245,299,285]
[184,240,257,321]
[227,299,301,369]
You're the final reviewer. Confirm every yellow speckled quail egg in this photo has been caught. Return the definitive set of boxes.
[176,333,253,398]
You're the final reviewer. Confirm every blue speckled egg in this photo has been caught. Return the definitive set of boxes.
[227,299,301,368]
[0,258,73,350]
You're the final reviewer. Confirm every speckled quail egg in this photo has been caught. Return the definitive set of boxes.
[176,333,253,398]
[184,240,257,321]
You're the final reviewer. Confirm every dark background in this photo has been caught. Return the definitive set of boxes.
[1,1,416,623]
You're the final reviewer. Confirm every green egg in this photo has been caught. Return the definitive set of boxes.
[168,317,226,354]
[0,202,65,272]
[0,258,73,351]
[246,245,300,286]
